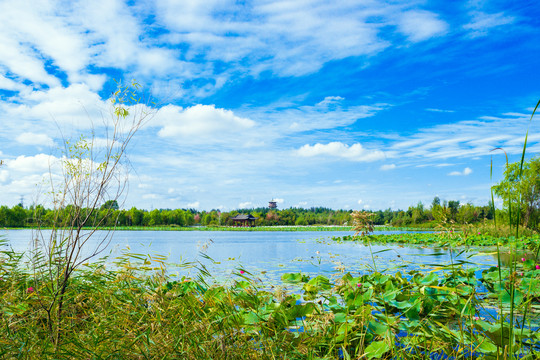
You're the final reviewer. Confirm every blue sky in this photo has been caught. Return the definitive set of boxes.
[0,0,539,211]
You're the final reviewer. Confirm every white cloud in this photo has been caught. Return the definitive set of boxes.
[464,12,514,38]
[142,194,158,200]
[187,201,200,208]
[156,1,393,77]
[239,201,253,208]
[0,31,60,87]
[252,100,389,139]
[0,1,91,87]
[0,73,26,91]
[357,199,363,204]
[397,10,448,42]
[426,108,455,113]
[16,133,54,147]
[157,104,256,143]
[389,112,539,161]
[380,164,396,171]
[448,167,473,176]
[0,170,10,183]
[317,96,345,107]
[6,154,58,173]
[2,83,106,131]
[274,198,284,204]
[297,142,385,162]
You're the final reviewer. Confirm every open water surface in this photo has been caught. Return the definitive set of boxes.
[2,229,496,285]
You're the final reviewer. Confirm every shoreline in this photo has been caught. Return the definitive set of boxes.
[1,225,434,232]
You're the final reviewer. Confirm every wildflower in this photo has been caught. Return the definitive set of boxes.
[474,316,479,321]
[536,265,540,270]
[521,258,526,262]
[357,283,362,288]
[477,232,481,235]
[240,270,245,274]
[27,287,34,293]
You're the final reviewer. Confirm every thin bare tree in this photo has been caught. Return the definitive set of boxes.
[30,80,154,346]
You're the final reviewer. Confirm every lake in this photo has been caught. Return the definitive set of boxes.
[1,229,497,285]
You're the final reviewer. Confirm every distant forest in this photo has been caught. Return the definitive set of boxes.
[0,197,494,228]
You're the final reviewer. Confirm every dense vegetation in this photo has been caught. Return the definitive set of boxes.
[0,201,497,228]
[1,236,539,359]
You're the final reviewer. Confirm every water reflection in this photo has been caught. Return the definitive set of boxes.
[2,229,498,285]
[496,250,540,266]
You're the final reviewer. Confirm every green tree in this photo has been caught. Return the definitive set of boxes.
[447,200,460,220]
[128,207,144,226]
[493,156,540,228]
[100,200,119,210]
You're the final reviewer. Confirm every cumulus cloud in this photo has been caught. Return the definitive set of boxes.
[297,142,385,162]
[239,201,253,208]
[448,167,473,176]
[380,164,396,171]
[6,154,58,173]
[16,132,54,147]
[157,104,256,143]
[398,10,448,42]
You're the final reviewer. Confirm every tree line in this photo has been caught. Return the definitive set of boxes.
[0,201,494,228]
[2,155,539,230]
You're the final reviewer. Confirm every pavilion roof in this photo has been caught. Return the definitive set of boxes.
[231,214,258,220]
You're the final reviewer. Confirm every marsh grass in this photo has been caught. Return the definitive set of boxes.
[2,233,540,359]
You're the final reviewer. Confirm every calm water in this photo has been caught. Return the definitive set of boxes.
[1,229,496,285]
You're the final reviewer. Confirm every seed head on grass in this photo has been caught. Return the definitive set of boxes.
[351,211,375,236]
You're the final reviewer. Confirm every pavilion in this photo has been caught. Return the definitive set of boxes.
[231,214,258,227]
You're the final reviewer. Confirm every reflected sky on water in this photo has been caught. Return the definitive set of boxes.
[1,229,497,284]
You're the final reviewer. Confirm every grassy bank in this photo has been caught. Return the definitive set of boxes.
[1,240,540,359]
